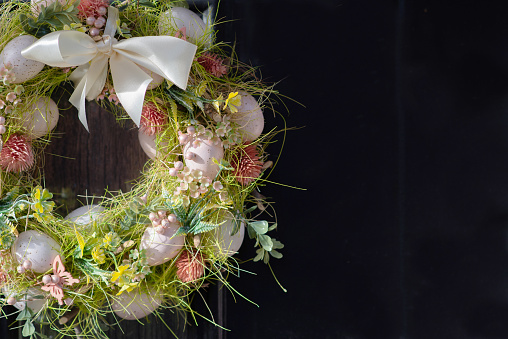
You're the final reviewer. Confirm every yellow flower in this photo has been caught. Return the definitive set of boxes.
[116,281,139,296]
[212,94,223,113]
[225,92,241,113]
[32,187,55,222]
[91,245,105,264]
[111,265,134,285]
[103,232,120,250]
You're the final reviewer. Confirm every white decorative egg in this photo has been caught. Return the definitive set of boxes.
[138,130,168,159]
[230,92,264,142]
[22,97,59,139]
[11,230,60,273]
[0,36,45,84]
[159,7,211,46]
[139,65,164,90]
[64,204,105,226]
[111,287,162,320]
[183,137,223,179]
[2,286,46,313]
[140,224,184,266]
[212,213,245,257]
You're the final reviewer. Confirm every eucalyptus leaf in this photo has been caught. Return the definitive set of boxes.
[269,249,283,259]
[253,249,264,262]
[259,234,273,251]
[22,320,35,337]
[247,223,257,239]
[268,223,278,231]
[16,308,30,321]
[244,205,257,214]
[249,220,268,235]
[128,202,139,214]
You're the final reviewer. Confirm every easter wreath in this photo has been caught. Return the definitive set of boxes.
[0,1,286,338]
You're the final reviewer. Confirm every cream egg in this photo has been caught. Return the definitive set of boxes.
[211,213,245,257]
[138,130,169,159]
[230,92,264,142]
[140,223,185,266]
[111,287,163,320]
[183,136,223,179]
[22,97,59,139]
[0,36,45,84]
[12,230,60,273]
[2,286,46,313]
[64,204,105,226]
[159,7,211,46]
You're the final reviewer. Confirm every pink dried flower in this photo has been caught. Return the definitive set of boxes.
[197,53,228,78]
[175,250,205,283]
[140,102,167,135]
[231,144,263,186]
[78,0,109,19]
[0,134,34,172]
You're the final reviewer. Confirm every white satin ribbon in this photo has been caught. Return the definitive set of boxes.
[21,7,197,131]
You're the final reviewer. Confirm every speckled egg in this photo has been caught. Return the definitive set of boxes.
[140,223,185,266]
[230,92,264,142]
[2,286,46,313]
[159,7,211,46]
[64,204,105,226]
[11,230,60,273]
[0,36,45,84]
[138,130,168,159]
[211,213,245,257]
[22,97,59,139]
[111,287,163,320]
[183,136,224,179]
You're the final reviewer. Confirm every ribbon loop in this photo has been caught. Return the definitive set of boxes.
[21,6,197,131]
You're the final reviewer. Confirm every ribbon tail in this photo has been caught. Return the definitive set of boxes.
[110,53,152,127]
[69,76,90,131]
[69,56,109,131]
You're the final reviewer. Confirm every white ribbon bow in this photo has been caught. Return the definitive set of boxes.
[21,7,197,131]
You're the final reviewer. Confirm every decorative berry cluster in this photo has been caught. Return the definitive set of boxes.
[0,63,24,115]
[149,209,179,234]
[84,6,107,38]
[178,124,220,150]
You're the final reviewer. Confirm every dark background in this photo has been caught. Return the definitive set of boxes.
[221,0,508,338]
[5,0,508,338]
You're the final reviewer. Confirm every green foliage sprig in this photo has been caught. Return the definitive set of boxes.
[20,2,80,38]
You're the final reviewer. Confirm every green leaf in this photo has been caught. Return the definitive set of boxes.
[129,202,139,214]
[22,320,35,337]
[247,223,257,239]
[190,220,221,234]
[268,223,278,231]
[272,239,284,250]
[249,220,268,235]
[172,226,189,238]
[244,205,257,214]
[253,248,264,262]
[16,308,31,321]
[259,234,273,251]
[269,249,283,259]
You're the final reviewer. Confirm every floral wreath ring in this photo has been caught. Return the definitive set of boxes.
[0,1,285,338]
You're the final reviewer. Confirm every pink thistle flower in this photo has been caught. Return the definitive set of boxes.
[197,53,228,78]
[175,250,205,283]
[0,134,34,172]
[78,0,108,19]
[231,144,263,186]
[140,102,167,135]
